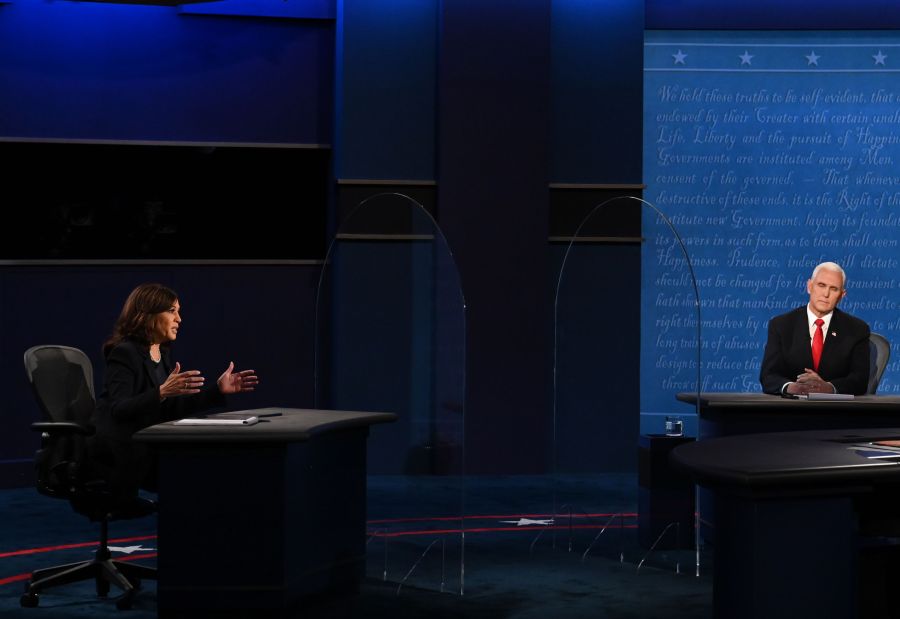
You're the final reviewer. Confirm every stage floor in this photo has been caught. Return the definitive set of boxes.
[0,474,712,618]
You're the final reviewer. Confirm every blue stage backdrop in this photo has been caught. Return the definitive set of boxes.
[643,31,900,425]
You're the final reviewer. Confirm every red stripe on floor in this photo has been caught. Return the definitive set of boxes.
[119,552,158,562]
[367,512,639,524]
[0,535,157,559]
[0,572,29,586]
[369,524,639,537]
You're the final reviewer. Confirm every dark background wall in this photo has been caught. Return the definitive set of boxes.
[0,0,337,485]
[548,0,644,472]
[437,0,552,473]
[0,0,643,482]
[1,264,319,485]
[7,0,895,484]
[0,142,329,260]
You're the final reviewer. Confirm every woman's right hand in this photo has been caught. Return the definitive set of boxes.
[159,362,205,400]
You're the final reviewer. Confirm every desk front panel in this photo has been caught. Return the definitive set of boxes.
[677,393,900,438]
[156,429,368,616]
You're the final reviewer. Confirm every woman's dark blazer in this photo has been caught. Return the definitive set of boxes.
[91,338,225,492]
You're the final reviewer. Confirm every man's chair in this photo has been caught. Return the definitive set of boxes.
[867,333,891,394]
[20,345,157,610]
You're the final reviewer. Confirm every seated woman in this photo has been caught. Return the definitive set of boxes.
[91,283,259,496]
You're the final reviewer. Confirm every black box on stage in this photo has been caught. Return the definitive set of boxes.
[638,434,696,550]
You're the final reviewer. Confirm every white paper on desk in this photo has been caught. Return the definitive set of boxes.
[173,416,258,426]
[807,393,855,401]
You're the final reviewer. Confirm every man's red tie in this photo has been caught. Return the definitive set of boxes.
[812,318,825,371]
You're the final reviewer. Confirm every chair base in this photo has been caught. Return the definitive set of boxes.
[22,556,156,610]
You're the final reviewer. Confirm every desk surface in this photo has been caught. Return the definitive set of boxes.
[677,392,900,412]
[134,407,397,444]
[672,427,900,489]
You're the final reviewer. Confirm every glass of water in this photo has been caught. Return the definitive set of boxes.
[665,415,684,437]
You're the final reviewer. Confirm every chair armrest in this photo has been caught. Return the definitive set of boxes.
[30,422,94,436]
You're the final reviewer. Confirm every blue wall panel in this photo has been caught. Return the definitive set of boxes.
[334,0,436,180]
[551,0,644,183]
[0,0,332,143]
[643,31,900,427]
[180,0,333,19]
[646,0,900,30]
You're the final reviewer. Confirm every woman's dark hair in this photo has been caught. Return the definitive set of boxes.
[103,283,178,356]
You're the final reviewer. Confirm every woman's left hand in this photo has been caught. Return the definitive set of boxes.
[217,362,259,395]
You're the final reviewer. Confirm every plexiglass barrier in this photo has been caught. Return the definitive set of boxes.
[552,196,703,576]
[315,193,466,595]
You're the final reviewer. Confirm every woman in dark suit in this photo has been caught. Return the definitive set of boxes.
[91,283,259,495]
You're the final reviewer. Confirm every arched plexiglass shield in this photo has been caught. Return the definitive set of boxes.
[552,195,704,577]
[314,193,466,595]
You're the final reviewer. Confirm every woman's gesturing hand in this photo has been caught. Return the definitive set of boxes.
[217,362,259,395]
[159,362,205,400]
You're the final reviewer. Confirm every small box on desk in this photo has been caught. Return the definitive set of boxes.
[638,434,696,549]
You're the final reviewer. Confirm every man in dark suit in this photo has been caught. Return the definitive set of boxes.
[760,261,870,395]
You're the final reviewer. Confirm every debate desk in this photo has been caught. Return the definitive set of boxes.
[134,407,396,619]
[677,392,900,438]
[672,428,900,619]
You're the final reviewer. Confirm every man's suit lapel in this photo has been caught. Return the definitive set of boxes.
[792,307,814,369]
[818,309,844,374]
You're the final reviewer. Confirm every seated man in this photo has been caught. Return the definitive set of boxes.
[760,261,870,395]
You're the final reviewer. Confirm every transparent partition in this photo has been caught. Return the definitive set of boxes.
[552,196,703,577]
[315,193,466,595]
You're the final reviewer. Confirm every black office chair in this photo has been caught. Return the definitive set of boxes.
[20,345,157,610]
[867,333,891,394]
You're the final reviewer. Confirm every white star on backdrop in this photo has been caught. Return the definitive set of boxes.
[739,51,754,66]
[805,51,820,66]
[873,50,888,65]
[672,50,687,65]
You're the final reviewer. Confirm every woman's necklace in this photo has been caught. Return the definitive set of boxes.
[149,345,161,363]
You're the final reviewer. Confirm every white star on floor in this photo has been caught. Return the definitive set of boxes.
[873,50,888,65]
[108,545,156,555]
[499,518,554,527]
[672,50,687,65]
[805,51,820,66]
[739,51,754,66]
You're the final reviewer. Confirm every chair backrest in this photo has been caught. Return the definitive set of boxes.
[24,346,155,522]
[24,345,96,424]
[867,333,891,394]
[24,346,97,500]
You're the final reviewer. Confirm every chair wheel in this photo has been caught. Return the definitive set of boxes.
[20,593,39,608]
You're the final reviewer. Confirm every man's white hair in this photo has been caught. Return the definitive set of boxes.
[811,261,846,288]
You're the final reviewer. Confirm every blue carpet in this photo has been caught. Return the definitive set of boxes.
[0,475,712,618]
